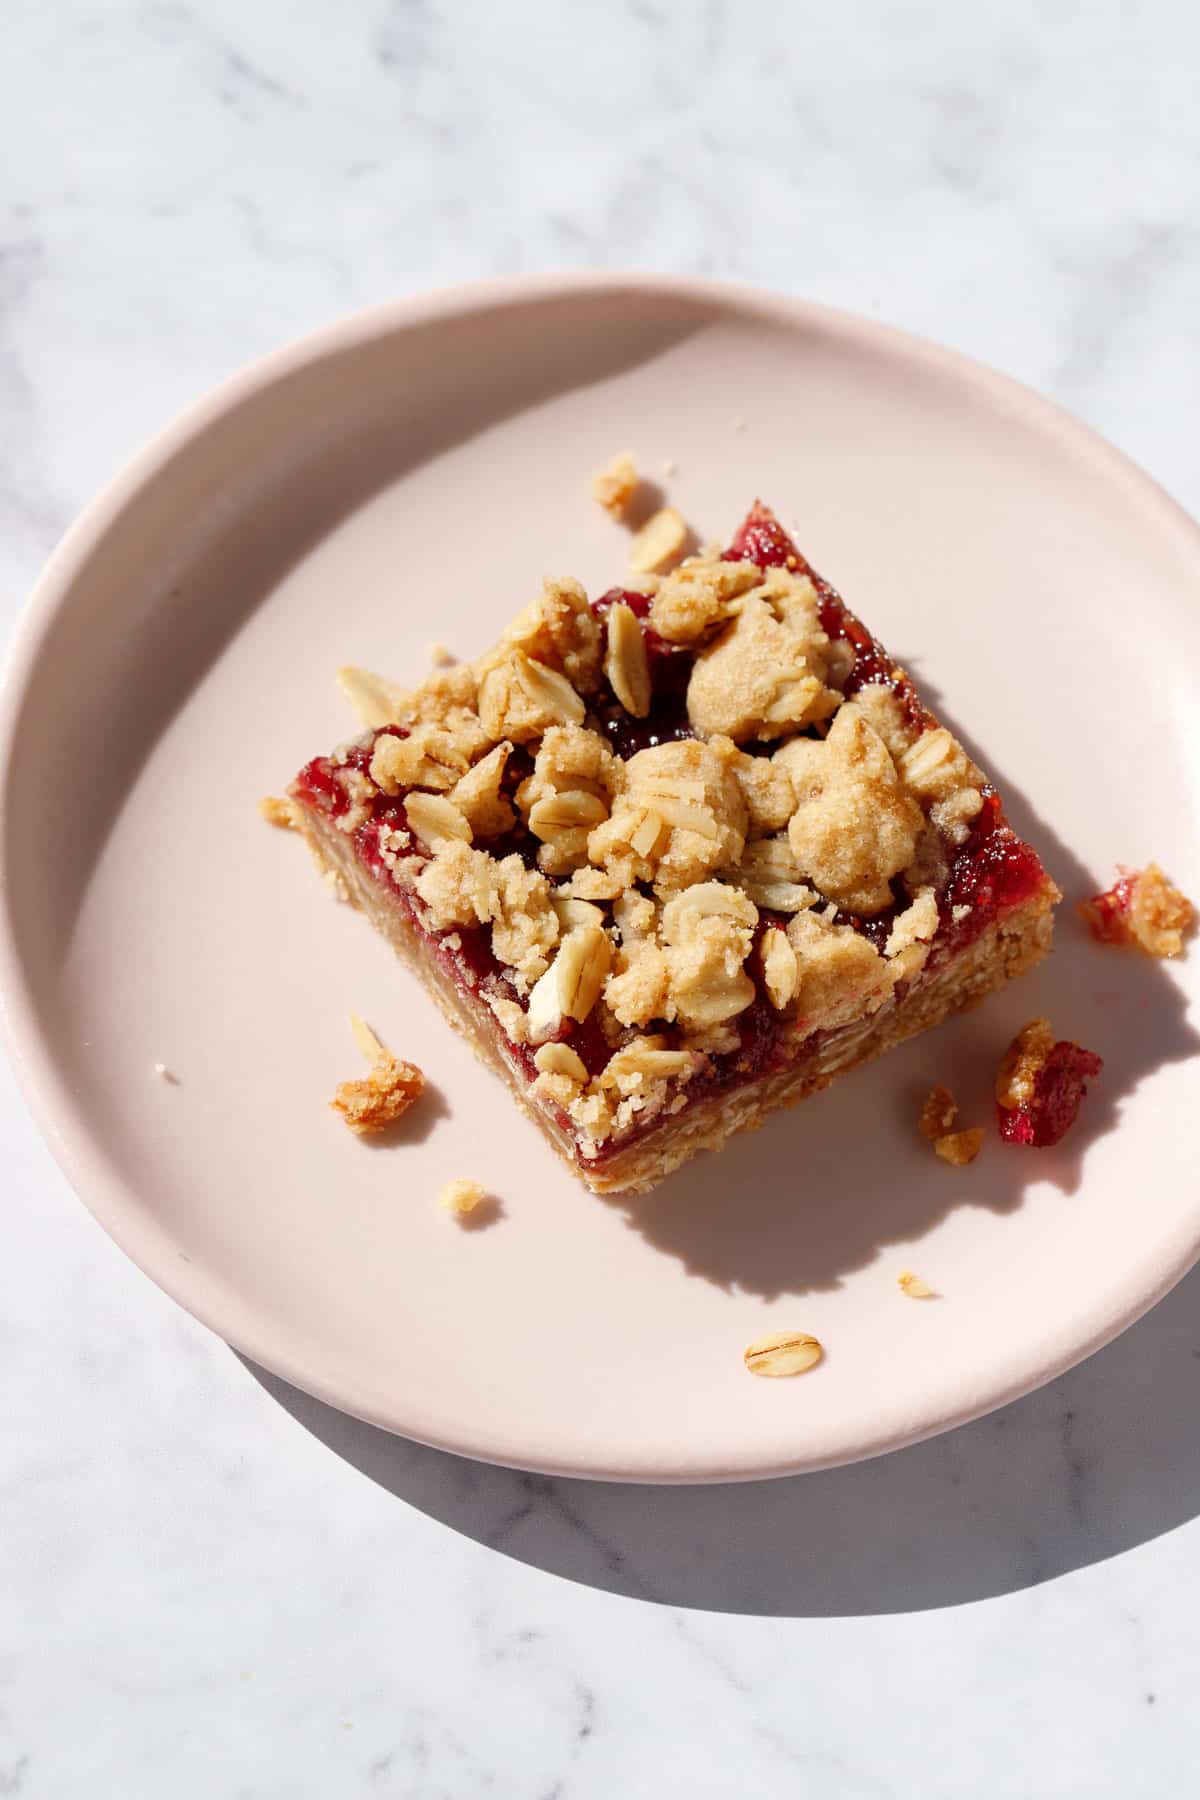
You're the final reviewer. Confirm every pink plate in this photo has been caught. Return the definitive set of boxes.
[2,275,1198,1481]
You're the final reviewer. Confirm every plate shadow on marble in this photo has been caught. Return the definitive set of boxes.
[244,1249,1200,1618]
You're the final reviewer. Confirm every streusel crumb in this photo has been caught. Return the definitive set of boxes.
[933,1127,985,1167]
[918,1084,958,1142]
[1078,863,1195,958]
[898,1270,936,1299]
[259,794,299,829]
[591,452,639,518]
[332,1014,425,1134]
[439,1177,487,1216]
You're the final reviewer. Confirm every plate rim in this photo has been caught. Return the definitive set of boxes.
[3,269,1199,1483]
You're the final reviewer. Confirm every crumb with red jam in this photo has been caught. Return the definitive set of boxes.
[995,1017,1102,1149]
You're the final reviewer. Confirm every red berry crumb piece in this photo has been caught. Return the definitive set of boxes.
[995,1018,1103,1149]
[1078,863,1194,959]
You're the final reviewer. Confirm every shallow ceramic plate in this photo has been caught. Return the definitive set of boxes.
[2,275,1198,1481]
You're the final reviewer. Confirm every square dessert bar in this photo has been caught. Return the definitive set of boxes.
[289,502,1059,1194]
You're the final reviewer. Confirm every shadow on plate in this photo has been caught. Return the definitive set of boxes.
[602,686,1198,1297]
[242,1249,1200,1618]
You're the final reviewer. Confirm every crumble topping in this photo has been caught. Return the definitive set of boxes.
[450,742,515,839]
[782,704,923,913]
[517,724,623,875]
[496,575,602,694]
[1079,863,1195,958]
[732,834,816,913]
[415,842,559,977]
[897,727,984,845]
[332,1015,425,1133]
[785,910,894,1033]
[591,452,639,518]
[628,505,689,574]
[587,737,747,893]
[477,647,586,742]
[685,569,842,742]
[648,557,761,644]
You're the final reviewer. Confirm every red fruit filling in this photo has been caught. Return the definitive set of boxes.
[996,1040,1103,1149]
[590,587,693,757]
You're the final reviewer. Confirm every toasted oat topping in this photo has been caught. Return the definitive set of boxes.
[897,1270,936,1299]
[604,601,652,718]
[332,1015,425,1134]
[743,1331,824,1378]
[628,505,689,574]
[336,665,410,729]
[591,451,639,518]
[1079,863,1195,958]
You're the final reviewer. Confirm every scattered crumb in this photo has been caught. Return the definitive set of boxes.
[426,641,455,668]
[628,505,689,574]
[322,867,351,903]
[743,1330,824,1378]
[662,458,678,478]
[918,1084,958,1142]
[1078,862,1195,958]
[151,1061,179,1085]
[898,1270,936,1299]
[732,416,747,432]
[439,1177,487,1217]
[332,1014,425,1134]
[919,1084,983,1164]
[995,1017,1103,1148]
[591,451,639,519]
[258,794,298,830]
[933,1127,985,1167]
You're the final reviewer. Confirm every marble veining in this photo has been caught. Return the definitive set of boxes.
[3,0,1200,1793]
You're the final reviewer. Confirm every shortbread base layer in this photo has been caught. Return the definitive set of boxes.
[295,800,1055,1195]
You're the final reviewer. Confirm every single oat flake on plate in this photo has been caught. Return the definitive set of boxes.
[278,500,1060,1195]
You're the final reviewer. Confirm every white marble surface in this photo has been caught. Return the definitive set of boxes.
[3,1,1200,1792]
